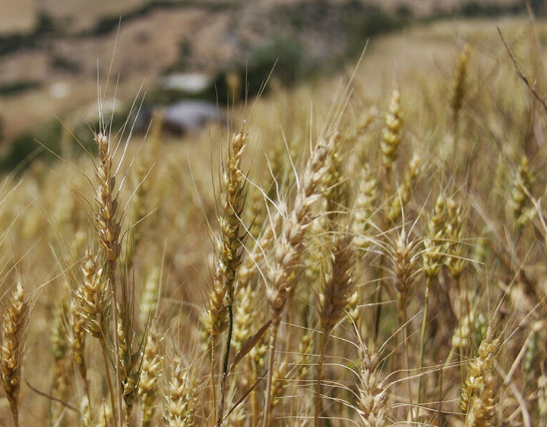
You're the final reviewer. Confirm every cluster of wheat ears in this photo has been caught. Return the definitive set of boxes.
[0,24,546,427]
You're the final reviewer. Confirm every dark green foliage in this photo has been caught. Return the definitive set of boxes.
[1,121,61,173]
[50,55,82,74]
[0,82,42,97]
[0,13,56,57]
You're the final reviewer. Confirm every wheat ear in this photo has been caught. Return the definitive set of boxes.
[356,345,388,427]
[94,131,124,425]
[1,282,29,427]
[166,358,199,427]
[263,134,333,427]
[215,130,248,426]
[314,233,354,427]
[139,326,162,427]
[461,331,500,427]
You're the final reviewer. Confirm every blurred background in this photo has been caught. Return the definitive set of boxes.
[0,0,544,172]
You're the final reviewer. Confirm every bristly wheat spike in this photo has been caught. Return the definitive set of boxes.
[215,129,249,426]
[139,327,162,427]
[267,134,333,318]
[450,44,471,125]
[353,164,377,249]
[166,358,199,427]
[422,194,446,279]
[315,232,355,426]
[381,89,403,168]
[511,155,534,232]
[77,249,110,339]
[1,282,29,427]
[318,233,355,333]
[202,260,229,338]
[444,196,468,280]
[461,331,500,427]
[51,298,70,401]
[356,345,388,427]
[94,132,122,266]
[264,134,333,427]
[391,230,418,312]
[219,130,248,303]
[68,300,89,392]
[321,132,344,213]
[140,267,160,328]
[94,131,124,424]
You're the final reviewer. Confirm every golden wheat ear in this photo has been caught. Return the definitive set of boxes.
[315,232,355,426]
[1,281,30,427]
[356,344,389,427]
[165,356,200,427]
[461,330,500,427]
[263,134,333,427]
[138,325,162,427]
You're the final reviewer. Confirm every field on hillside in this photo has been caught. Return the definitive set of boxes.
[0,16,546,427]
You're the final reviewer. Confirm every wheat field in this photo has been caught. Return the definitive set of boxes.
[0,17,545,427]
